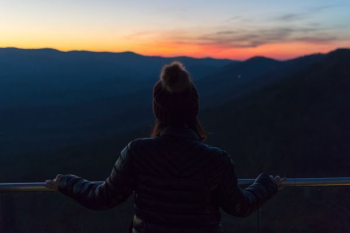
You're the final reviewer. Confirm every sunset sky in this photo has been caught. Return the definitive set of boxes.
[1,0,349,60]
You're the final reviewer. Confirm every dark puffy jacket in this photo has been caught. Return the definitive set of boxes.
[58,126,278,233]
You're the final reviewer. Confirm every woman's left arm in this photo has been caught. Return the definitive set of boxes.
[45,142,135,210]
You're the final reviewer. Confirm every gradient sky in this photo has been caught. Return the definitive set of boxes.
[1,0,349,60]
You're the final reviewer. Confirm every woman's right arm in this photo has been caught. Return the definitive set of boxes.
[56,141,136,210]
[216,152,279,217]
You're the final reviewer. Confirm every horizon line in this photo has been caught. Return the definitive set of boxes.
[1,46,349,62]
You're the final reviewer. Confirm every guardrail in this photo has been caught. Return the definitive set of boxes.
[1,177,350,192]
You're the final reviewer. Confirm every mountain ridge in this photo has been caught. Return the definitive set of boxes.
[0,47,235,63]
[2,46,349,61]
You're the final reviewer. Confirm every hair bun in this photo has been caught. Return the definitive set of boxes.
[160,61,192,92]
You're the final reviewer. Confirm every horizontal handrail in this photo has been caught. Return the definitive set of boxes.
[238,177,350,187]
[0,177,350,192]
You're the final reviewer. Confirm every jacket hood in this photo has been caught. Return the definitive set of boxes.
[160,126,200,141]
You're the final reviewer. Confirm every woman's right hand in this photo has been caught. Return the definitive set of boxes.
[45,174,65,191]
[270,175,287,191]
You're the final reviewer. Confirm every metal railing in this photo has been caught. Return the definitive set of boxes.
[1,177,350,192]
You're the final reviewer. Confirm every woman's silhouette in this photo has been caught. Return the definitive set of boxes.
[45,61,286,233]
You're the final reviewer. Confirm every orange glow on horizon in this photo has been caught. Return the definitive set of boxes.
[1,38,347,61]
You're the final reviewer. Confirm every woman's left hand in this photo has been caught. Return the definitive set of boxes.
[45,174,65,190]
[270,175,287,192]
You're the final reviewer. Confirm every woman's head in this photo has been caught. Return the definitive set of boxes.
[151,61,206,141]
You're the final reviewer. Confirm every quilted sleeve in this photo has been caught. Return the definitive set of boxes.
[216,152,278,217]
[57,141,135,210]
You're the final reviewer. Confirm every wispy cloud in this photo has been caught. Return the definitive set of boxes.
[177,4,344,48]
[274,13,308,22]
[224,16,242,22]
[123,30,159,40]
[216,30,237,35]
[125,4,345,50]
[273,4,339,22]
[163,25,340,48]
[309,5,339,12]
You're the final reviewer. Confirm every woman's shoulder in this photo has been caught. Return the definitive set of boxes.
[124,136,160,150]
[192,141,234,164]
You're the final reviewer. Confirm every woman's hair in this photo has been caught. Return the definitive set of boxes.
[160,61,192,92]
[151,61,207,141]
[151,117,207,141]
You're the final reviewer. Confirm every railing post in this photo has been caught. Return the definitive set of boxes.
[0,194,17,233]
[256,208,260,233]
[0,193,3,233]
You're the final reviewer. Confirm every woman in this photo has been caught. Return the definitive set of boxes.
[45,61,286,233]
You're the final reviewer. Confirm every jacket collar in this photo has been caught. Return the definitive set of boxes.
[160,126,200,141]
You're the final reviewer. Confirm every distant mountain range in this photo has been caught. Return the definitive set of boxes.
[0,47,348,154]
[0,47,234,108]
